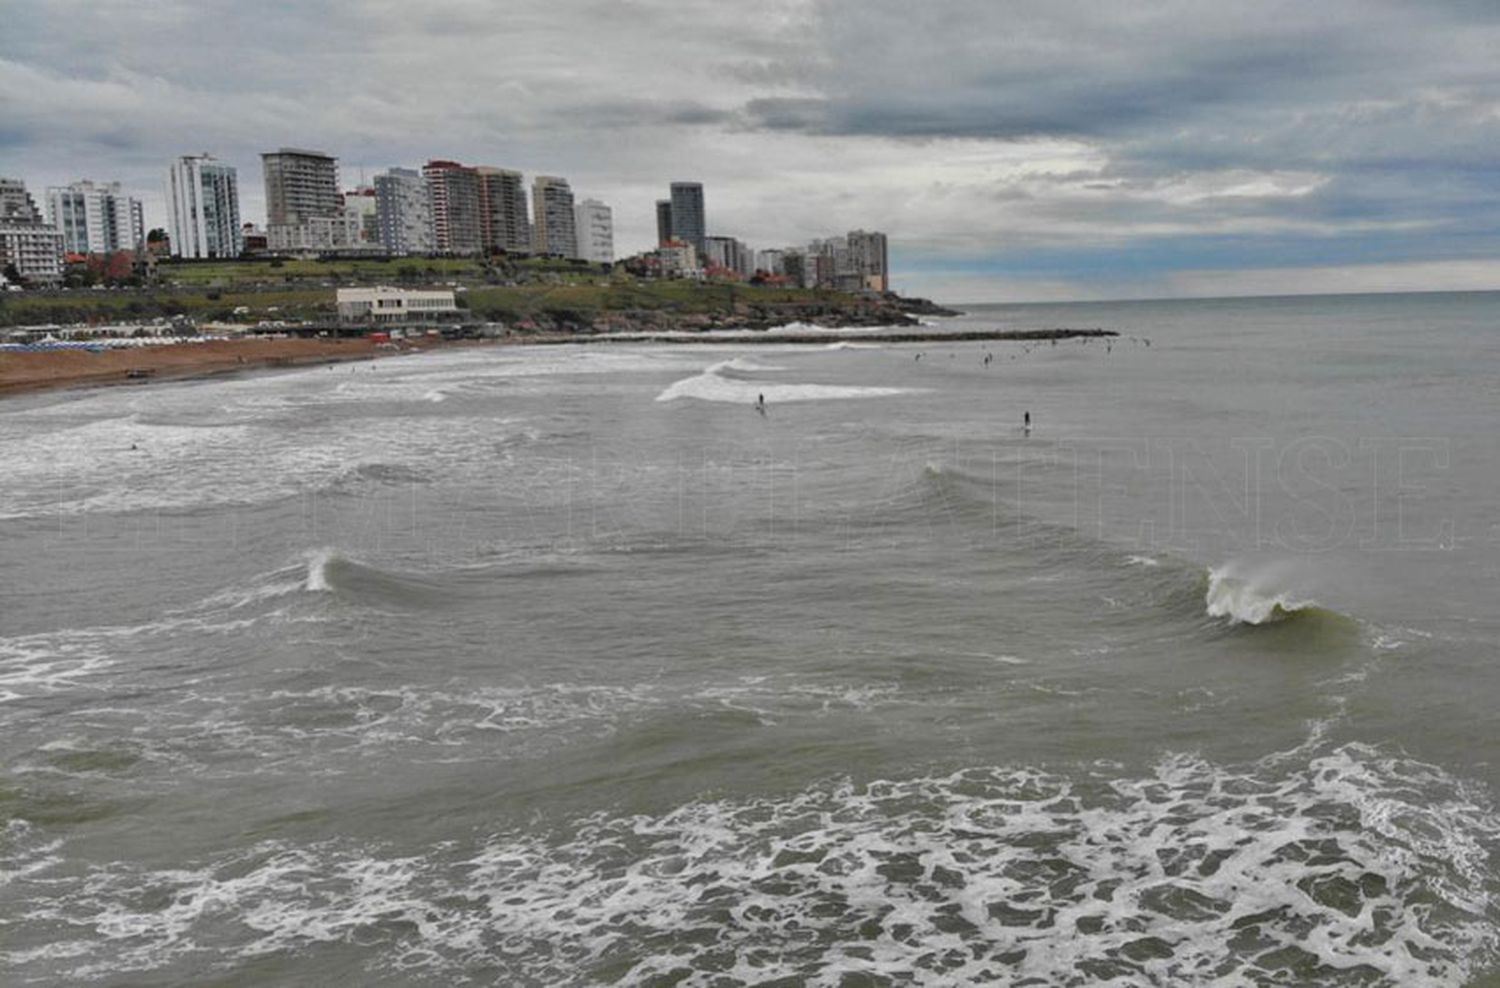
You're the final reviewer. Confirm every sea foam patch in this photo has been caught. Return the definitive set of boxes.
[6,743,1494,986]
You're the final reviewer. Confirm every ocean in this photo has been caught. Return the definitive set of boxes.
[2,291,1497,985]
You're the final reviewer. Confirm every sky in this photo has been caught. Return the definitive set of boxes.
[5,0,1500,302]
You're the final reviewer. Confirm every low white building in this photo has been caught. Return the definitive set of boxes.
[268,213,374,254]
[0,222,65,284]
[653,242,700,278]
[337,286,459,323]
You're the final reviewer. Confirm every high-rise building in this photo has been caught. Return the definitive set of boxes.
[374,167,433,255]
[423,160,483,255]
[476,167,530,254]
[704,236,753,277]
[45,181,145,255]
[0,177,65,284]
[165,154,242,259]
[655,199,673,246]
[668,182,705,258]
[261,148,340,227]
[847,229,890,292]
[574,199,614,264]
[531,176,577,257]
[0,177,44,224]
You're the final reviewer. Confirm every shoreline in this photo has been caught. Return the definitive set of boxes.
[0,338,392,399]
[0,327,1114,399]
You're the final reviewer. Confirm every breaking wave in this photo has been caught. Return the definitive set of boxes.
[655,359,909,404]
[1205,564,1322,625]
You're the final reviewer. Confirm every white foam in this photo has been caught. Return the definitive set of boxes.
[1125,554,1161,568]
[10,742,1493,984]
[304,548,336,592]
[655,358,910,405]
[1206,563,1318,624]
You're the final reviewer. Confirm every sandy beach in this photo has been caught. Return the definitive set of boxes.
[0,338,395,397]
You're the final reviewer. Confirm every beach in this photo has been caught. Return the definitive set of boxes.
[0,337,392,396]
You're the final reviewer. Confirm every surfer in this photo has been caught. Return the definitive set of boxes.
[756,393,766,416]
[1024,411,1031,433]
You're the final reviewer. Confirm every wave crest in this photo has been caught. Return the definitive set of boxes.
[1206,565,1318,625]
[655,358,909,405]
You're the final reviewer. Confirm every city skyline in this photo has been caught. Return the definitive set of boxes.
[4,147,868,274]
[7,3,1500,301]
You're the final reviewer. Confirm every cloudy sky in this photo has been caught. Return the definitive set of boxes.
[5,0,1500,301]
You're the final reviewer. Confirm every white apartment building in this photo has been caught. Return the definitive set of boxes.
[573,198,614,263]
[166,154,243,259]
[337,286,459,323]
[0,177,64,284]
[374,168,433,255]
[45,181,145,255]
[0,224,65,284]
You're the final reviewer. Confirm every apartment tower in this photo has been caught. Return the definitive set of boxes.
[261,149,340,226]
[531,176,577,257]
[668,182,705,258]
[423,160,483,255]
[165,154,242,259]
[374,168,433,255]
[477,167,531,254]
[655,199,673,247]
[45,181,145,255]
[574,199,614,264]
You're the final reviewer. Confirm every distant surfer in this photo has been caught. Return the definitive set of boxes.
[915,353,922,361]
[756,393,766,416]
[1023,411,1031,433]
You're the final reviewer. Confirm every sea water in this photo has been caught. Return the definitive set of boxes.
[1,292,1497,985]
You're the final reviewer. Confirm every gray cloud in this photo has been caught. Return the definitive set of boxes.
[5,0,1500,298]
